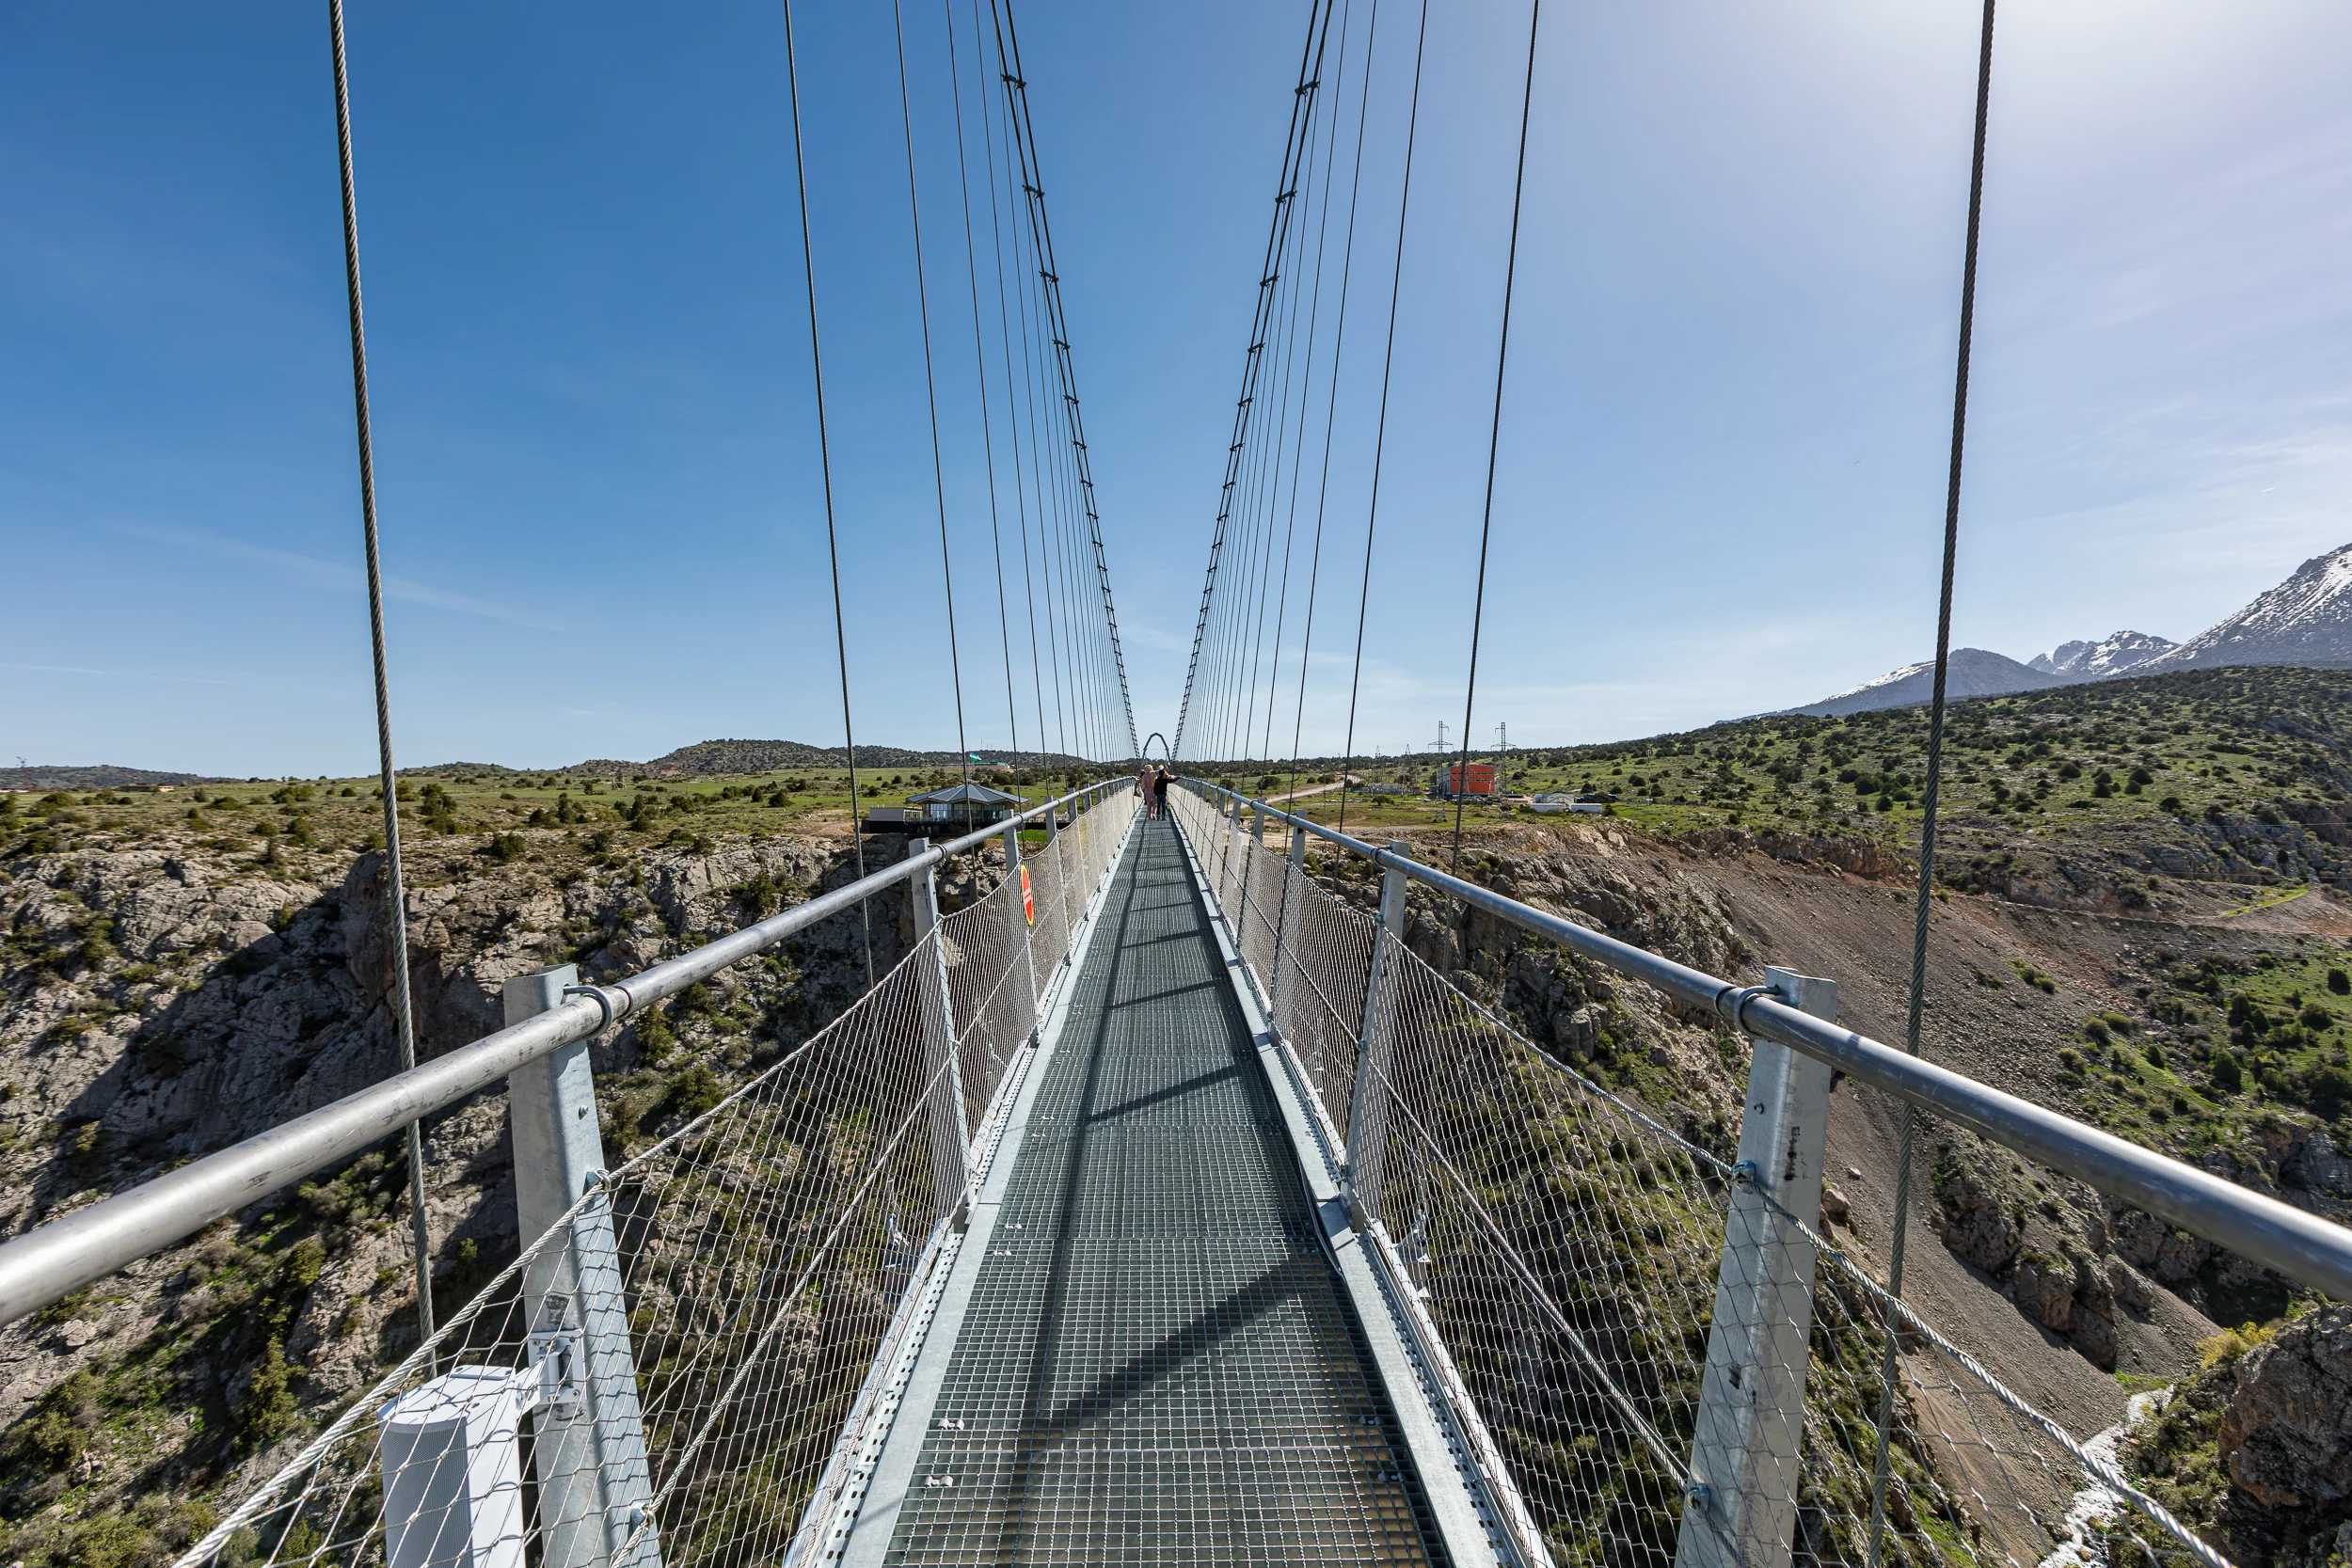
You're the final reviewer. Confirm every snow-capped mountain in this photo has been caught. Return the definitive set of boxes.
[1773,541,2352,720]
[2136,544,2352,674]
[2026,629,2176,679]
[1781,648,2058,718]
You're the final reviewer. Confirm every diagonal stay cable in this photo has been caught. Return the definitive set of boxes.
[1868,2,1998,1560]
[1450,0,1542,875]
[782,0,873,987]
[326,0,434,1351]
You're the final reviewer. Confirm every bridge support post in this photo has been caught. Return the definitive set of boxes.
[1344,841,1410,1229]
[911,853,971,1223]
[503,965,661,1568]
[1675,967,1836,1568]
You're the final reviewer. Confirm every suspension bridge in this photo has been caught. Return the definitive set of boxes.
[4,4,2348,1568]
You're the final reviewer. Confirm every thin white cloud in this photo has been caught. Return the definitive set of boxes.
[108,521,570,633]
[1,660,263,689]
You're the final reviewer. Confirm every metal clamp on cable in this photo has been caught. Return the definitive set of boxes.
[562,984,621,1032]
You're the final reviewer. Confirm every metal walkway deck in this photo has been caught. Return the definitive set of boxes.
[879,817,1447,1565]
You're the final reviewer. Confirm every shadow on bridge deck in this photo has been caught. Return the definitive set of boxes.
[876,817,1446,1564]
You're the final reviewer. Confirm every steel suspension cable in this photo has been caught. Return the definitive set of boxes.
[991,55,1067,761]
[1232,103,1327,766]
[1258,0,1359,765]
[894,0,973,794]
[1448,0,1542,875]
[1173,0,1339,757]
[945,0,1024,771]
[970,15,1053,772]
[1336,0,1427,832]
[1867,2,1998,1560]
[326,0,434,1352]
[781,0,873,986]
[996,0,1138,758]
[1285,0,1382,804]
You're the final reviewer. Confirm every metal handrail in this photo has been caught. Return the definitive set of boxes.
[1189,780,2352,1302]
[0,778,1132,1329]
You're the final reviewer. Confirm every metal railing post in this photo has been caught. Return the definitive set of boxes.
[1344,841,1410,1229]
[911,854,971,1219]
[1676,968,1836,1568]
[503,965,661,1568]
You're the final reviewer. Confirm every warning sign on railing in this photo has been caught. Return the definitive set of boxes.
[1021,863,1034,926]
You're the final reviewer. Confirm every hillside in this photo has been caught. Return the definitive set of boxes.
[6,766,227,791]
[9,678,2352,1564]
[0,761,1134,1563]
[1779,646,2058,717]
[566,738,1098,777]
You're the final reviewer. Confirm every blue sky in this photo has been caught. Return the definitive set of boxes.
[5,3,2350,775]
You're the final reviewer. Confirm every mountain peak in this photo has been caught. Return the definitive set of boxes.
[2138,542,2352,674]
[2026,629,2176,678]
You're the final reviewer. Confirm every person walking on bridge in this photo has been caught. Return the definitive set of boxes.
[1152,766,1171,821]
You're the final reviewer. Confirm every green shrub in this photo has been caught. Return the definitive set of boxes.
[2329,968,2349,996]
[2210,1054,2244,1093]
[635,1006,675,1064]
[2083,1019,2111,1045]
[237,1340,298,1449]
[666,1066,724,1123]
[9,1369,100,1470]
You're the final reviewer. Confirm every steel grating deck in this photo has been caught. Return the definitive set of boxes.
[881,817,1447,1565]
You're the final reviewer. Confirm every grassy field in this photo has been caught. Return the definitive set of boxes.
[1200,666,2352,889]
[0,762,1118,875]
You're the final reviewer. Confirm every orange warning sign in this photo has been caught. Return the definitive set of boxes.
[1020,863,1034,926]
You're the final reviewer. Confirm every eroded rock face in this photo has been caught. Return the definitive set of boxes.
[2219,1306,2352,1517]
[1931,1142,2025,1275]
[1930,1133,2129,1369]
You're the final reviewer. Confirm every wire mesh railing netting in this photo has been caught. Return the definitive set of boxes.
[1168,784,2222,1568]
[176,789,1136,1568]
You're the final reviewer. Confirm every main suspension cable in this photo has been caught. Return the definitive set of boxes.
[781,0,873,986]
[1449,0,1543,875]
[1867,2,1998,1560]
[326,0,434,1353]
